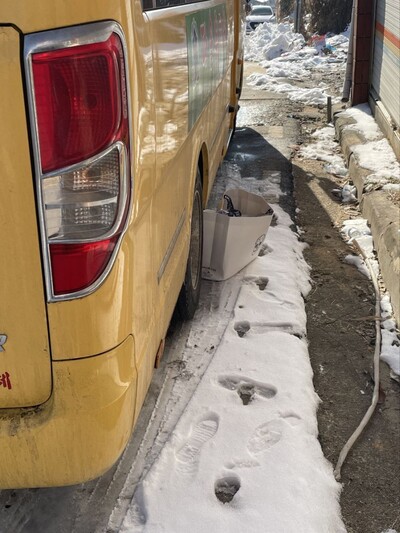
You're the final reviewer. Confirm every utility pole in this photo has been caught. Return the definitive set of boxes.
[294,0,302,33]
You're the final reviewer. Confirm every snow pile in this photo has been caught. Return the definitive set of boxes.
[338,103,382,141]
[298,125,356,202]
[341,218,378,279]
[298,126,356,202]
[327,30,351,48]
[245,24,349,105]
[299,125,348,176]
[337,105,400,191]
[120,199,345,532]
[353,139,400,191]
[341,219,400,377]
[245,22,305,62]
[380,295,400,377]
[338,183,357,203]
[248,76,331,105]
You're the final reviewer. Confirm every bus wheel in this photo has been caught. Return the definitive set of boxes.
[177,170,203,320]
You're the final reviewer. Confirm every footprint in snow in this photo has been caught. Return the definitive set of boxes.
[234,321,251,337]
[258,243,273,257]
[255,277,269,291]
[214,473,241,504]
[224,416,302,470]
[235,320,305,339]
[243,276,269,291]
[175,413,219,475]
[247,419,284,455]
[218,375,277,405]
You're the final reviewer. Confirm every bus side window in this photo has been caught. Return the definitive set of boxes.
[142,0,181,9]
[156,0,183,6]
[142,0,209,10]
[142,0,156,10]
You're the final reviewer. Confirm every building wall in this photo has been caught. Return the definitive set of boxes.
[371,0,400,129]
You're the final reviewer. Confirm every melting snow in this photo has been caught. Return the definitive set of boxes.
[245,23,348,105]
[299,125,348,176]
[336,105,400,190]
[119,203,345,533]
[341,219,400,376]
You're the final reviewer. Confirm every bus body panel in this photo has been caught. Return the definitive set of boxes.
[31,2,159,363]
[0,336,136,488]
[0,0,243,486]
[0,0,130,32]
[134,1,237,416]
[0,27,52,408]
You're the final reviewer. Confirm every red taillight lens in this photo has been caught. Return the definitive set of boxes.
[28,27,130,299]
[32,35,126,173]
[50,238,118,295]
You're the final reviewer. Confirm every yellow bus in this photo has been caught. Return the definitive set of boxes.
[0,0,245,487]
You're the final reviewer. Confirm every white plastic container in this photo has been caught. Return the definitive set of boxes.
[202,188,273,281]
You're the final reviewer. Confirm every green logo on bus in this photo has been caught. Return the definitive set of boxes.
[186,5,228,129]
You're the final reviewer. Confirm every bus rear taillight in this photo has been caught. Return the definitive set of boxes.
[26,25,131,300]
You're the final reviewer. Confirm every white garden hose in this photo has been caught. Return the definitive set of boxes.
[333,238,382,481]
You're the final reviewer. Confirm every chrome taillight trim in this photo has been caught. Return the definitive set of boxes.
[24,22,133,303]
[42,141,128,245]
[24,21,120,55]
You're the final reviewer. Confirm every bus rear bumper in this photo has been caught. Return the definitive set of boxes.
[0,336,137,489]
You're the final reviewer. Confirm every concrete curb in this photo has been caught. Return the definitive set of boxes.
[334,112,400,324]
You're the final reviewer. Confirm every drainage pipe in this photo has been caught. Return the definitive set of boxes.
[342,0,355,102]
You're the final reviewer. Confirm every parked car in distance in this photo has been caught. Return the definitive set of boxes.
[246,5,275,31]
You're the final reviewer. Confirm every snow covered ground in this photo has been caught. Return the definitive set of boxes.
[117,199,344,532]
[110,21,399,533]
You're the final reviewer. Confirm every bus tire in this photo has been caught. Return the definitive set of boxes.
[177,170,203,320]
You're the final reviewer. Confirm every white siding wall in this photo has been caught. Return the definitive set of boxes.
[371,0,400,128]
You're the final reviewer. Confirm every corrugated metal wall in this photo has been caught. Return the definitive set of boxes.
[371,0,400,128]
